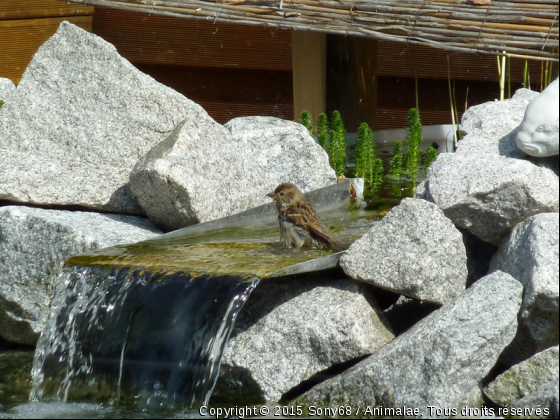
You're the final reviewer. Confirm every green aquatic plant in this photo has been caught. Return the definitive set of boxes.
[542,58,558,90]
[447,55,459,150]
[354,122,375,182]
[354,122,385,194]
[371,157,385,193]
[423,145,438,172]
[405,108,422,183]
[299,110,313,135]
[329,110,347,177]
[316,112,329,153]
[0,100,4,109]
[388,140,404,178]
[523,60,531,89]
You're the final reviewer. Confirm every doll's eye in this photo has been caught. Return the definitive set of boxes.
[536,126,544,132]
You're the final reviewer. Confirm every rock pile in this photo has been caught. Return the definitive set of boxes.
[0,21,558,418]
[0,22,334,346]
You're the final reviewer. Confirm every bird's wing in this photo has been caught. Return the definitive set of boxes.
[285,202,345,251]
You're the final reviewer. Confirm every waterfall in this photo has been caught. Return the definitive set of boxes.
[30,264,259,409]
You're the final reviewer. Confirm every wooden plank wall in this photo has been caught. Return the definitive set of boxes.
[374,41,545,130]
[0,0,93,84]
[92,8,294,124]
[2,3,553,131]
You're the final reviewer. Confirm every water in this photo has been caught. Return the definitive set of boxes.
[29,265,258,411]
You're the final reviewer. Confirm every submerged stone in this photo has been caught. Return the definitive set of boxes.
[0,352,34,410]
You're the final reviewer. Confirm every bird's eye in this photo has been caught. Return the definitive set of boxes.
[279,192,285,196]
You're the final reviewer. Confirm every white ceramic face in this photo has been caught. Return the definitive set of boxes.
[516,78,559,157]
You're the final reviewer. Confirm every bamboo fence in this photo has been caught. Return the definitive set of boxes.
[65,0,558,60]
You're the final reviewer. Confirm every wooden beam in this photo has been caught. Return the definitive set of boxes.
[58,0,559,60]
[292,30,326,124]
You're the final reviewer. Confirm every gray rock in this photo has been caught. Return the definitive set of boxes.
[340,198,468,305]
[413,178,428,199]
[511,379,559,419]
[452,386,487,419]
[484,346,559,407]
[425,153,559,245]
[458,88,538,158]
[295,271,523,418]
[224,116,336,194]
[490,213,559,363]
[0,78,15,103]
[213,278,393,403]
[0,21,207,214]
[128,119,243,230]
[130,116,335,231]
[0,206,161,345]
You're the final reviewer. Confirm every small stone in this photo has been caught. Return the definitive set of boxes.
[458,88,538,158]
[0,77,15,103]
[130,116,335,231]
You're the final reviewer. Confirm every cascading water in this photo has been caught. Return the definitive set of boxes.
[24,180,376,414]
[30,264,258,410]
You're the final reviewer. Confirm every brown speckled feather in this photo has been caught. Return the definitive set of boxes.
[267,182,345,252]
[284,201,345,251]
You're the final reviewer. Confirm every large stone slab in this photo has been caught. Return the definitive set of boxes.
[340,198,468,305]
[130,116,335,231]
[484,346,559,407]
[489,213,559,363]
[0,22,207,214]
[457,88,538,158]
[0,206,161,345]
[212,278,393,404]
[295,271,523,418]
[425,153,559,245]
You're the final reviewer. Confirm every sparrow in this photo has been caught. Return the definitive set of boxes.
[267,183,345,252]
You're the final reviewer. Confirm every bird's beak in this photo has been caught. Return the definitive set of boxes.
[267,192,278,200]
